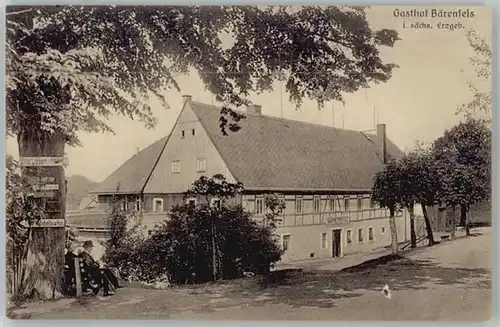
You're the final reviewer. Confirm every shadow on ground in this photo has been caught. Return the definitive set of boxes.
[177,255,491,310]
[16,254,492,319]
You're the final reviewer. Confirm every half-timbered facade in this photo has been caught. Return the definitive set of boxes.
[90,95,409,263]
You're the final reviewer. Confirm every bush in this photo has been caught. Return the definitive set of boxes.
[101,195,147,281]
[132,204,283,285]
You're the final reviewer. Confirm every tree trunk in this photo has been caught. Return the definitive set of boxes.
[210,215,217,282]
[451,206,456,238]
[388,206,399,255]
[461,204,471,236]
[18,130,66,300]
[408,203,417,248]
[421,204,435,246]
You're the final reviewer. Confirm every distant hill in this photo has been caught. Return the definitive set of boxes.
[66,175,98,210]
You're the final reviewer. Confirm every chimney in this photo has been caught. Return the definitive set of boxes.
[182,94,192,105]
[247,104,262,115]
[376,123,387,164]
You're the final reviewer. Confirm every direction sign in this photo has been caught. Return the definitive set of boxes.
[20,157,69,167]
[21,219,66,228]
[33,184,60,191]
[33,191,56,198]
[28,176,57,184]
[33,219,66,228]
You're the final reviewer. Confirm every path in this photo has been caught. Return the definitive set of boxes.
[12,228,492,321]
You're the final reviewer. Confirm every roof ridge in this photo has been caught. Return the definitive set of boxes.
[189,100,365,135]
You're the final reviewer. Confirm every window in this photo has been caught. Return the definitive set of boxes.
[295,198,302,213]
[357,197,363,210]
[192,129,196,136]
[381,227,385,234]
[369,227,374,241]
[321,233,328,249]
[153,198,163,212]
[358,228,364,242]
[255,199,264,214]
[346,230,352,244]
[171,160,180,173]
[121,198,127,211]
[135,197,141,212]
[344,198,350,211]
[196,158,206,172]
[187,198,197,206]
[148,230,153,236]
[282,234,291,252]
[313,198,321,212]
[181,130,185,138]
[329,198,335,212]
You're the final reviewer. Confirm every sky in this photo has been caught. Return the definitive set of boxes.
[5,5,492,183]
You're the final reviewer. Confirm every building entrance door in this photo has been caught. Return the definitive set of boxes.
[332,229,342,258]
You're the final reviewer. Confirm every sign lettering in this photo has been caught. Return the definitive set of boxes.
[327,217,350,225]
[33,184,60,191]
[20,157,68,167]
[33,219,66,228]
[33,191,56,198]
[21,219,66,228]
[28,176,57,184]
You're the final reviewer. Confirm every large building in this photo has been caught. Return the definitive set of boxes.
[90,95,410,263]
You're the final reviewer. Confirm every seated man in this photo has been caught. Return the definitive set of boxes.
[79,240,115,296]
[63,242,80,295]
[65,242,79,268]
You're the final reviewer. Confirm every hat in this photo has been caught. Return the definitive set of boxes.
[82,240,94,248]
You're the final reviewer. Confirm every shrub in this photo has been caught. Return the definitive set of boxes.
[137,204,283,284]
[101,194,147,281]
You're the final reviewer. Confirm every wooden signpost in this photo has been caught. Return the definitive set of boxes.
[18,139,68,298]
[20,156,68,167]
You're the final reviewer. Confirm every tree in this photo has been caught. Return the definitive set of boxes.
[102,190,146,279]
[372,159,401,255]
[141,204,282,284]
[263,194,286,228]
[432,118,491,236]
[6,5,399,297]
[185,174,244,281]
[398,147,437,247]
[6,157,47,300]
[457,30,491,121]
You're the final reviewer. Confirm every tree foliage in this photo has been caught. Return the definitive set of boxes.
[372,159,401,211]
[398,147,437,245]
[457,30,491,120]
[141,204,283,284]
[102,193,146,276]
[6,5,399,144]
[103,175,283,284]
[185,173,244,202]
[432,118,491,211]
[372,159,401,254]
[5,157,46,297]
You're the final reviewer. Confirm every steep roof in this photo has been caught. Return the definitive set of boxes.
[190,101,403,191]
[91,136,169,194]
[93,100,404,194]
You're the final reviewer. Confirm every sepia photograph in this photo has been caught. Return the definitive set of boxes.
[5,5,492,320]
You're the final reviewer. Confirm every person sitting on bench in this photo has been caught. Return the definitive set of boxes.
[79,240,115,296]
